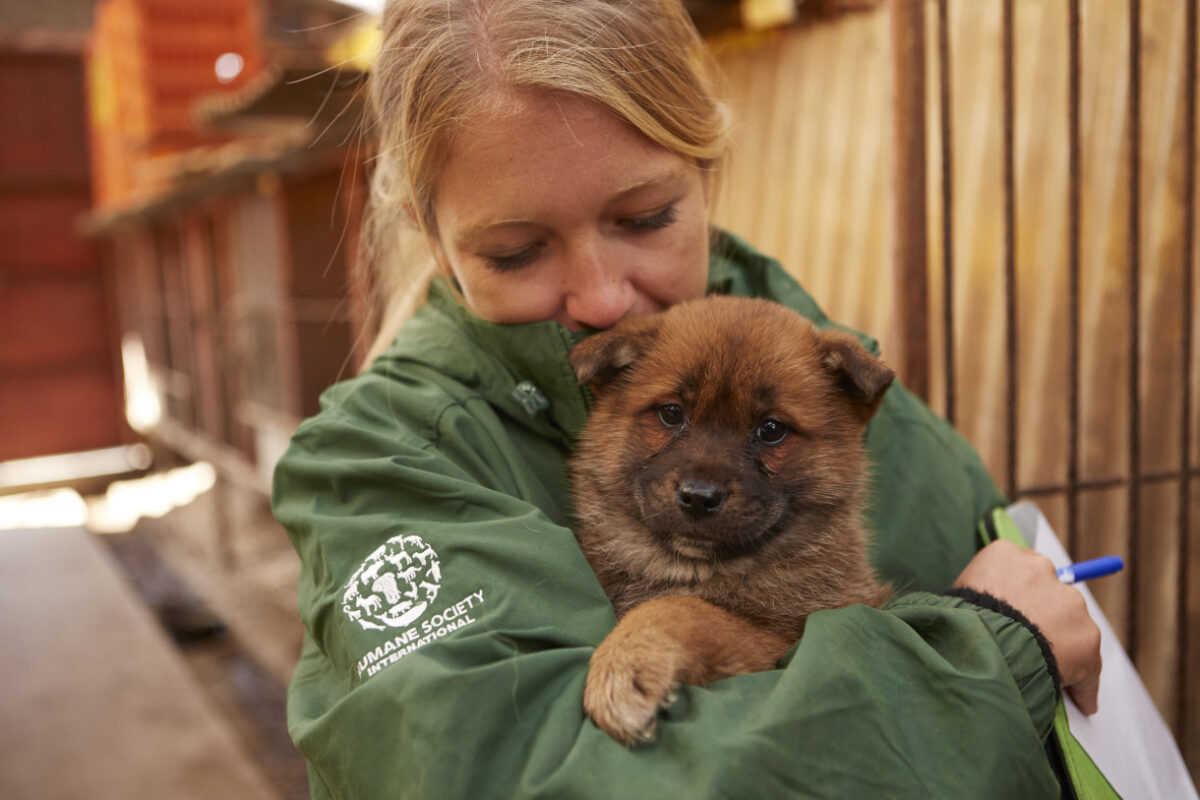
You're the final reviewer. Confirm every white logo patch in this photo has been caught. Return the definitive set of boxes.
[345,534,488,680]
[343,534,441,631]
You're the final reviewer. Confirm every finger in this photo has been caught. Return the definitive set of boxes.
[1064,643,1102,716]
[1066,670,1100,716]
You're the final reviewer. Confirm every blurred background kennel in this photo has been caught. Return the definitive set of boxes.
[0,0,1195,795]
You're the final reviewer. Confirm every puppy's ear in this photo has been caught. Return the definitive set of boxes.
[569,317,660,391]
[818,330,895,421]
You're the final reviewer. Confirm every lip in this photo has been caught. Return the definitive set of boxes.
[666,535,716,561]
[657,509,791,562]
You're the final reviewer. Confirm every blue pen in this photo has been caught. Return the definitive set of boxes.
[1057,556,1125,584]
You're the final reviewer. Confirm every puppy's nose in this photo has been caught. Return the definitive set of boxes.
[677,479,727,517]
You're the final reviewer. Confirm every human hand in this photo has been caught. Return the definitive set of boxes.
[953,540,1102,714]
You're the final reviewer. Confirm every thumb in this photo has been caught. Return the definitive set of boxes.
[1065,659,1101,715]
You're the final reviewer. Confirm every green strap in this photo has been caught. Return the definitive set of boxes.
[979,506,1026,548]
[977,508,1121,800]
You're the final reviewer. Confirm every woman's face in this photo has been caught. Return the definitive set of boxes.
[427,92,711,331]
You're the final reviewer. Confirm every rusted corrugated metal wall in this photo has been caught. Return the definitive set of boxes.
[86,0,265,209]
[0,50,125,461]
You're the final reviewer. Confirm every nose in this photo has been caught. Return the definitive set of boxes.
[562,242,634,330]
[677,479,727,518]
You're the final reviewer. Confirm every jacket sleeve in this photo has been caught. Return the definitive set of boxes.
[273,386,1061,800]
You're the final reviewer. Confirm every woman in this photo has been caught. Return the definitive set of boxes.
[272,1,1101,796]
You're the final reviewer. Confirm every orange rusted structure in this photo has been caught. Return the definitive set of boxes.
[86,0,264,209]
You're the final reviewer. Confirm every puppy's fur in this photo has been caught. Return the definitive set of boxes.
[569,296,894,745]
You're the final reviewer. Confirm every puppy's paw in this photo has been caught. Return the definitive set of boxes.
[583,639,679,746]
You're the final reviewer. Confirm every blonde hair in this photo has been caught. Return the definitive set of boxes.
[359,0,730,360]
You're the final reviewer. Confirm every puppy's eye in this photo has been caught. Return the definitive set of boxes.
[658,403,685,427]
[756,418,789,445]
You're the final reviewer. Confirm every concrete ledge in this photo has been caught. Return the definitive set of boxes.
[0,526,278,800]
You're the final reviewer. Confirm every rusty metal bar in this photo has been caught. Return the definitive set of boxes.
[1018,478,1128,499]
[1178,0,1197,754]
[1017,467,1200,499]
[1067,0,1083,556]
[1127,0,1143,660]
[891,0,930,402]
[1143,468,1200,483]
[1002,0,1018,499]
[937,0,956,426]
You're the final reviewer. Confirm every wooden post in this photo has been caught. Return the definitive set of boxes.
[890,0,930,401]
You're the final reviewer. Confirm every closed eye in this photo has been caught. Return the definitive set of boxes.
[619,203,678,233]
[486,243,543,272]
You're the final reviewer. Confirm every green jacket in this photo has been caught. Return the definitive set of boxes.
[273,231,1063,798]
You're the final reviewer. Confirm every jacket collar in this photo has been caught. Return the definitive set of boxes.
[420,278,593,446]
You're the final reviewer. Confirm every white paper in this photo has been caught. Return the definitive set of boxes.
[1007,501,1198,800]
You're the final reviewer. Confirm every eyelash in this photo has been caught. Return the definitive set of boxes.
[487,245,541,273]
[483,204,679,272]
[622,204,678,232]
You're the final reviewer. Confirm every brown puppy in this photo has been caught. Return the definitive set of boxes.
[569,295,894,745]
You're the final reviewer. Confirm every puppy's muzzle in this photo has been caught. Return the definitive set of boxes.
[677,479,727,518]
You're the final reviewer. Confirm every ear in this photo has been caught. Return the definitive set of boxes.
[569,316,661,391]
[818,329,895,422]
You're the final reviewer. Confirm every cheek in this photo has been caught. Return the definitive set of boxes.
[626,206,710,306]
[758,439,796,476]
[630,243,708,307]
[758,435,836,483]
[631,413,675,455]
[454,265,562,324]
[761,433,863,492]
